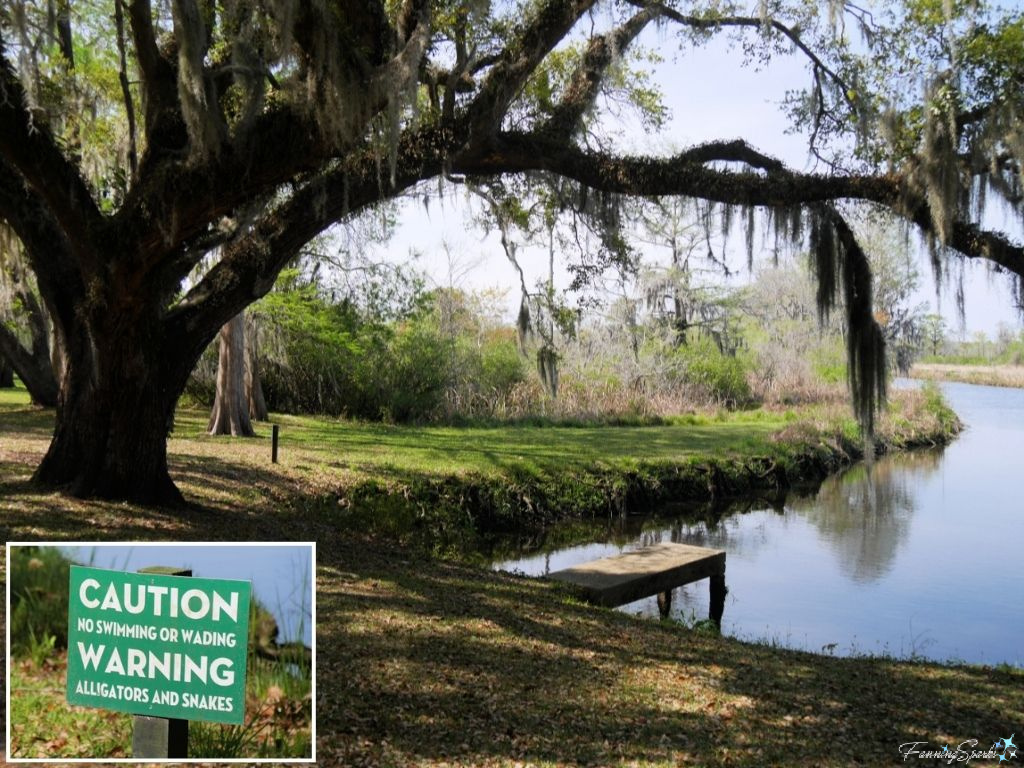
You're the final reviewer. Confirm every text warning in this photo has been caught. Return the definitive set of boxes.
[66,565,252,724]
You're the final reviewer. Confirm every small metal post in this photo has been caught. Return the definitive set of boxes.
[132,715,189,759]
[271,424,279,464]
[133,567,191,760]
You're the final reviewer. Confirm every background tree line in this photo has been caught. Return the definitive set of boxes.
[169,210,929,424]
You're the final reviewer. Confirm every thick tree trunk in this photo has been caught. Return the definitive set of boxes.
[245,312,268,421]
[32,314,188,506]
[0,356,13,387]
[50,322,66,387]
[208,313,254,436]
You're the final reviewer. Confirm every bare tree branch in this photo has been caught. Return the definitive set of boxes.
[114,0,138,176]
[127,0,180,143]
[630,2,856,110]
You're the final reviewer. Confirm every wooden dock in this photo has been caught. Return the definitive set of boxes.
[548,542,727,624]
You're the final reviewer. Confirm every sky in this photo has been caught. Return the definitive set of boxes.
[359,18,1023,337]
[55,543,314,647]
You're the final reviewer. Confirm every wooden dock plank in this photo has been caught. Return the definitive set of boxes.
[548,542,726,608]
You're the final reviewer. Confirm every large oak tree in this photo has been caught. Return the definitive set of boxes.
[0,0,1021,504]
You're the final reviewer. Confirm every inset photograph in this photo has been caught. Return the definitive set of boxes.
[6,542,314,762]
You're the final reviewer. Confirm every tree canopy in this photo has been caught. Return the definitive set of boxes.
[0,0,1022,503]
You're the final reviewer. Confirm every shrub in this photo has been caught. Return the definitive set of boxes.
[478,331,527,396]
[10,546,74,656]
[676,340,754,407]
[372,318,451,421]
[920,381,961,434]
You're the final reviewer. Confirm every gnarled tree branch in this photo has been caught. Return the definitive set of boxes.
[0,47,102,249]
[163,124,452,361]
[464,0,598,141]
[127,0,180,146]
[460,131,899,206]
[458,132,1024,277]
[0,159,84,329]
[542,7,659,138]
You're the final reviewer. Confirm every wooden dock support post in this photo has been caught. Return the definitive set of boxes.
[272,424,279,463]
[709,572,727,629]
[133,566,191,759]
[657,589,672,619]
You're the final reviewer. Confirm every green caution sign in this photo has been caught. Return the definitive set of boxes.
[66,565,251,724]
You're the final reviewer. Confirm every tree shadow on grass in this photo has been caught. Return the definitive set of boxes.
[0,451,326,545]
[0,477,199,542]
[0,404,55,436]
[315,538,1024,767]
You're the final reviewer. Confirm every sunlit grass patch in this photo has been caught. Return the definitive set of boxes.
[2,386,961,559]
[0,377,31,406]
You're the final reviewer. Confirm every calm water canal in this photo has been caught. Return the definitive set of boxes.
[494,380,1024,666]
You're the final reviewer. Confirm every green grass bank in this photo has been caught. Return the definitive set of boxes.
[2,381,958,557]
[912,362,1024,389]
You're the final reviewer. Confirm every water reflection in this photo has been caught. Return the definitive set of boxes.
[494,383,1024,665]
[790,449,944,583]
[624,449,945,585]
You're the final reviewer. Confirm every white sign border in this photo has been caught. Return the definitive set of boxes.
[5,540,317,764]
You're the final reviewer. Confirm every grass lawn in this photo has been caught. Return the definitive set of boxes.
[194,402,792,481]
[0,382,812,550]
[1,378,950,495]
[1,378,788,477]
[3,380,1016,766]
[0,379,953,553]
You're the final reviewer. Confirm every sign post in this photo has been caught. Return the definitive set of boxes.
[132,567,191,759]
[66,564,252,758]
